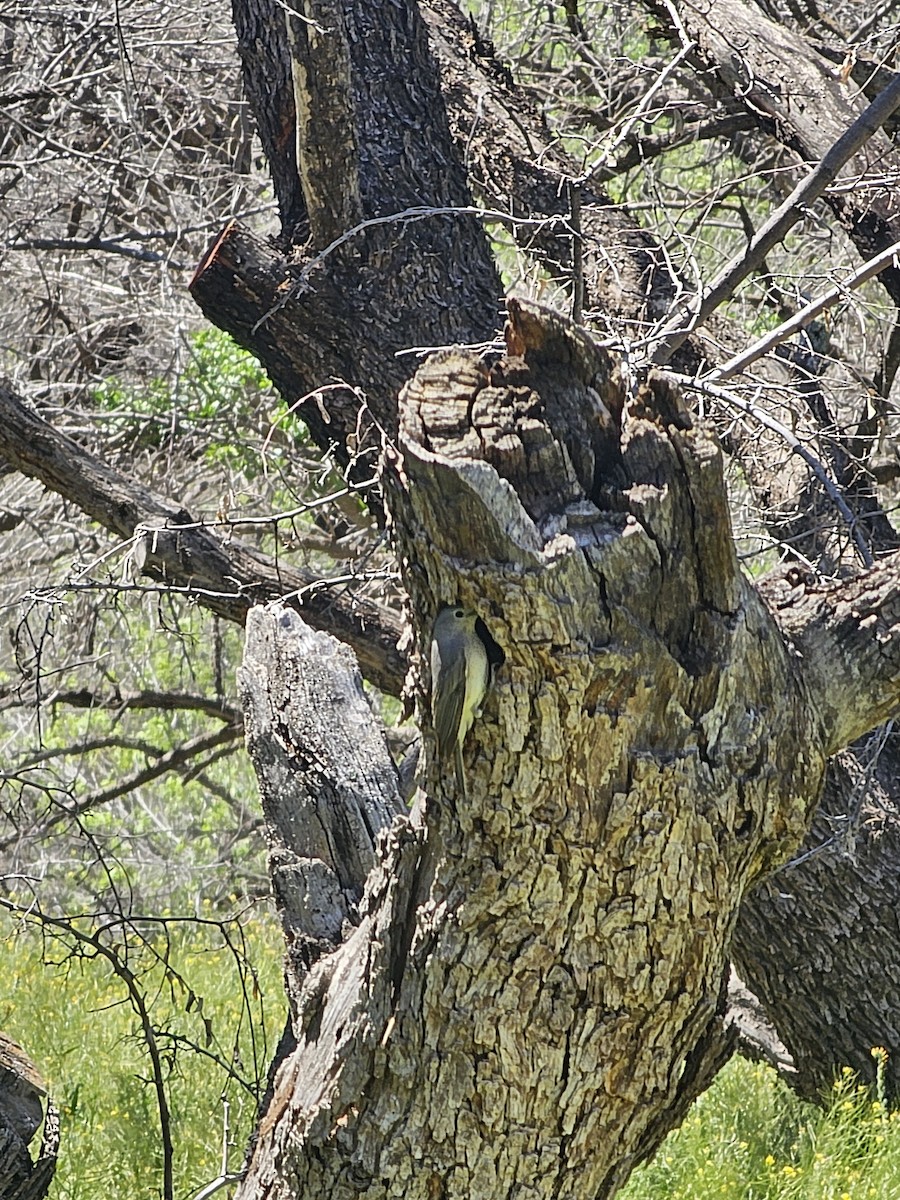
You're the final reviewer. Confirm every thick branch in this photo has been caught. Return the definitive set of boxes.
[761,561,900,755]
[734,736,900,1100]
[0,383,405,696]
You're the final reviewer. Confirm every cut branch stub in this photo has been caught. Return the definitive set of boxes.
[393,297,824,849]
[236,298,833,1199]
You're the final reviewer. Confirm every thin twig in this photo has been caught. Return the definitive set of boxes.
[671,373,875,568]
[583,14,696,184]
[569,180,584,324]
[0,897,176,1200]
[710,236,900,382]
[0,725,243,849]
[648,74,900,365]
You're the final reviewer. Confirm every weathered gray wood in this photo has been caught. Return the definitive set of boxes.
[240,606,404,1002]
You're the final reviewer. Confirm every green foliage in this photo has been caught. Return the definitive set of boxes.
[9,939,900,1200]
[1,911,285,1200]
[621,1055,900,1200]
[89,327,284,475]
[9,599,265,911]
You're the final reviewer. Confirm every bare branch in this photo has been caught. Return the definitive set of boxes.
[5,686,241,724]
[710,236,900,382]
[672,374,875,568]
[0,725,244,850]
[0,382,405,696]
[648,74,900,364]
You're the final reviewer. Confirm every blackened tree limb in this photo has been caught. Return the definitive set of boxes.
[191,0,502,462]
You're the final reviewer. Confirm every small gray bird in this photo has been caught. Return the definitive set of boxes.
[430,605,489,800]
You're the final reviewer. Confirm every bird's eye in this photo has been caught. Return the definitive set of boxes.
[454,608,464,618]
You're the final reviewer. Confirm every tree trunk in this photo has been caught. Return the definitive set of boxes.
[194,0,900,1125]
[235,297,900,1197]
[734,731,900,1100]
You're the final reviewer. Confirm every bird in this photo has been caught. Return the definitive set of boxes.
[430,605,489,801]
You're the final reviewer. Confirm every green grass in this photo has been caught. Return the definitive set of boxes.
[621,1052,900,1200]
[2,909,285,1199]
[7,914,900,1200]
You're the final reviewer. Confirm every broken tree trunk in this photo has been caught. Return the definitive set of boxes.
[234,299,900,1198]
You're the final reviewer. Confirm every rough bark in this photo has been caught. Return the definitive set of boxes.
[0,0,888,1119]
[235,299,900,1198]
[0,1032,57,1200]
[733,737,900,1099]
[195,0,900,1118]
[758,562,900,756]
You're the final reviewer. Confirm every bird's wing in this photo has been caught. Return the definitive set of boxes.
[432,642,467,759]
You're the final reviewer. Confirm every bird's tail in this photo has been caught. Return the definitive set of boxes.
[454,743,468,804]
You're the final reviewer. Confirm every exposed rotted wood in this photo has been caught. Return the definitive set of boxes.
[285,0,361,248]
